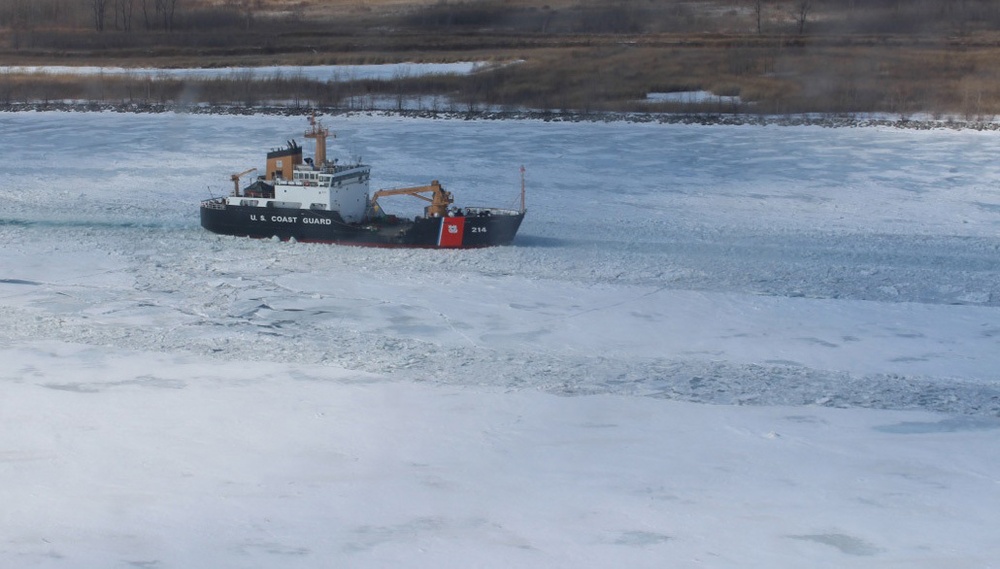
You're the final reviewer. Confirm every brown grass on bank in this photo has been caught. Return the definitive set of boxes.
[5,41,1000,118]
[4,0,1000,117]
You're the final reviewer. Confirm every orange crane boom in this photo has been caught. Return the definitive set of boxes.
[370,180,454,218]
[230,168,257,196]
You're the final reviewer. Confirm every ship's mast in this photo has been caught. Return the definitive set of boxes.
[304,113,331,166]
[520,165,526,213]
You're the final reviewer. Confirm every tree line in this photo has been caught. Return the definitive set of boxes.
[4,0,1000,37]
[0,0,258,32]
[90,0,181,32]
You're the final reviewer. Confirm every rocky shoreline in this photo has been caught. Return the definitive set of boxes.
[2,100,999,131]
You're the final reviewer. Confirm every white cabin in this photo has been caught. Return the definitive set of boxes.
[228,126,373,223]
[272,163,371,223]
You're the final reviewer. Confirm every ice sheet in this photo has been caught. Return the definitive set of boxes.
[2,111,999,567]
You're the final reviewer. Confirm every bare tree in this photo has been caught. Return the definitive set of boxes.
[795,0,810,34]
[226,0,260,31]
[114,0,134,30]
[139,0,151,28]
[754,0,763,34]
[92,0,108,31]
[159,0,178,31]
[138,0,177,30]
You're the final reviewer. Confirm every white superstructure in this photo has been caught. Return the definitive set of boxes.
[273,163,371,222]
[224,114,373,223]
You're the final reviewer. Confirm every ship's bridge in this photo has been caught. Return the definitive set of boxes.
[270,162,372,222]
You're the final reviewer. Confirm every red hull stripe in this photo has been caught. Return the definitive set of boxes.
[437,216,466,248]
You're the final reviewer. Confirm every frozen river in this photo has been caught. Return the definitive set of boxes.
[2,111,999,567]
[3,111,999,413]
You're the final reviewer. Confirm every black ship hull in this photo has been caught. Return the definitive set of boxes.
[200,199,524,248]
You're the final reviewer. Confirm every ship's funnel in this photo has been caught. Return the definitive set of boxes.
[265,142,302,181]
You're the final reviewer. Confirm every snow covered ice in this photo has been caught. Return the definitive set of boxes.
[2,111,1000,567]
[0,62,483,81]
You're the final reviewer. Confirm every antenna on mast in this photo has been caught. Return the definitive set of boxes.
[304,112,332,166]
[520,165,526,213]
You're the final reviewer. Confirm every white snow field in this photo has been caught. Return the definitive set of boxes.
[2,111,1000,568]
[0,62,483,81]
